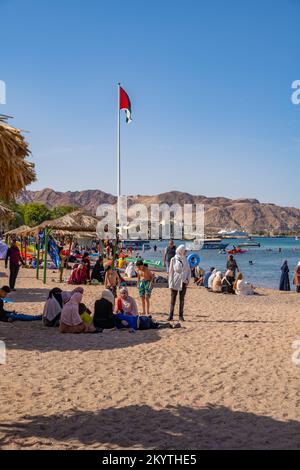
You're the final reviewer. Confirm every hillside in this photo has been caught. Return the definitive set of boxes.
[17,188,300,233]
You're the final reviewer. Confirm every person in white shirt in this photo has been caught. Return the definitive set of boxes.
[168,245,191,321]
[234,272,256,296]
[212,271,223,293]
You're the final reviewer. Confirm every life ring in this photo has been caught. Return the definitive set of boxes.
[187,253,201,268]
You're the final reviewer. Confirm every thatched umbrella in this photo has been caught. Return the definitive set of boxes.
[0,202,13,221]
[23,210,99,236]
[0,115,36,202]
[18,211,100,284]
[5,225,31,237]
[0,202,14,232]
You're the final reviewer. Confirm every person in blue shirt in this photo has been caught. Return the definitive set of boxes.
[203,267,215,289]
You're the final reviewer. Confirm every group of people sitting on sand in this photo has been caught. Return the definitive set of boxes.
[43,286,180,334]
[197,255,257,296]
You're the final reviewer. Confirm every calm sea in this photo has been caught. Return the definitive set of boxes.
[147,237,300,290]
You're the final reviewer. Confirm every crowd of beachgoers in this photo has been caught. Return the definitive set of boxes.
[1,238,300,334]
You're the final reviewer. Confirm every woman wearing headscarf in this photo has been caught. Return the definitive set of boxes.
[234,272,256,296]
[116,287,138,316]
[168,245,191,321]
[212,272,223,293]
[82,252,91,281]
[68,262,89,285]
[208,269,218,290]
[60,291,95,334]
[221,270,235,294]
[43,287,84,327]
[91,256,104,284]
[204,267,215,289]
[294,262,300,293]
[93,289,117,330]
[125,262,137,278]
[279,260,291,291]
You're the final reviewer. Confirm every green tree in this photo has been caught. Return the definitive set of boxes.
[50,205,76,220]
[23,203,51,226]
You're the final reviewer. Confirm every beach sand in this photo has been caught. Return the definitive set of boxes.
[1,263,300,450]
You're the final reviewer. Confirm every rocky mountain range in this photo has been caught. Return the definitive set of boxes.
[17,188,300,233]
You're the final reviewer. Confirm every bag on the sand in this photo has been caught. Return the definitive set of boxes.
[139,316,159,330]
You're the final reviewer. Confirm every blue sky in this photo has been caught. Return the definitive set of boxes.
[1,0,300,207]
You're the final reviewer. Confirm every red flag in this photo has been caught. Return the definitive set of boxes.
[119,86,132,123]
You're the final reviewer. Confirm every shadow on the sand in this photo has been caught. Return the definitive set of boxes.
[8,288,49,303]
[199,320,278,324]
[0,321,167,352]
[0,404,299,450]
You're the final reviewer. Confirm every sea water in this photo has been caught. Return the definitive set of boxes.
[146,238,300,290]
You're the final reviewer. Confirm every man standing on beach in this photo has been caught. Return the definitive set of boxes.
[5,239,24,291]
[164,239,177,273]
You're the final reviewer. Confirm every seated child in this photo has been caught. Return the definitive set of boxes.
[0,286,42,322]
[116,287,138,316]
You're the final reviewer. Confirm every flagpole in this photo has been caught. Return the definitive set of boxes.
[117,82,121,223]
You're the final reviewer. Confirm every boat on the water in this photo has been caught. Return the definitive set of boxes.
[121,240,151,251]
[227,247,248,255]
[218,229,249,238]
[237,242,261,248]
[186,238,229,251]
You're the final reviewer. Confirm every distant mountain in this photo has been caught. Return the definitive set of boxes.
[17,188,300,233]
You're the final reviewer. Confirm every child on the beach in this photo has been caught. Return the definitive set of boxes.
[58,247,65,283]
[104,265,120,297]
[0,286,42,322]
[136,261,154,315]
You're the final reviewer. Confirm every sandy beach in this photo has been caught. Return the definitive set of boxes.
[1,264,300,450]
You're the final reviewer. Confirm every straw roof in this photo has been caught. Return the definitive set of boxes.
[5,225,31,237]
[20,211,99,237]
[0,202,14,222]
[0,115,36,202]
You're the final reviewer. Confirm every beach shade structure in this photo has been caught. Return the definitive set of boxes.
[0,115,36,202]
[0,202,14,232]
[18,211,100,284]
[5,225,31,238]
[22,210,99,237]
[0,202,14,222]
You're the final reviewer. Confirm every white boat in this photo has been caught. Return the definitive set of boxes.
[186,238,229,251]
[121,240,151,251]
[218,229,249,238]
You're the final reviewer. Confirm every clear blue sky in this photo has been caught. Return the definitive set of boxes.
[1,0,300,207]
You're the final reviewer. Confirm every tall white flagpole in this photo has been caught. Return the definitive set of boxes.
[117,83,121,224]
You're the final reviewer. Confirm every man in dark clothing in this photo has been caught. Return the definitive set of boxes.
[5,240,24,290]
[163,239,177,273]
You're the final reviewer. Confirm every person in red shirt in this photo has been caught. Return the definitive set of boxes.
[5,239,24,291]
